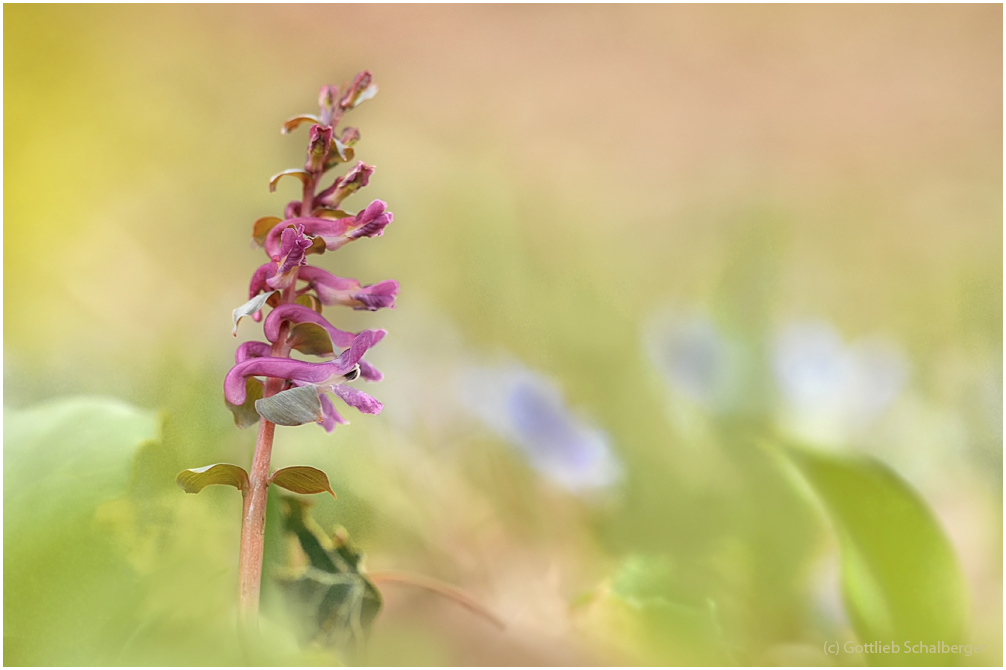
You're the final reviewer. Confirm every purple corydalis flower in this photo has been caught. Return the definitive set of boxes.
[263,303,381,348]
[297,266,398,311]
[306,125,333,173]
[262,200,392,260]
[316,161,374,208]
[266,225,313,290]
[225,330,381,406]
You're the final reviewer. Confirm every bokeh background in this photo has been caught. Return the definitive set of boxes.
[4,5,1002,666]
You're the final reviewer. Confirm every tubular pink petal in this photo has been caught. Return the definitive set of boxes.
[358,360,383,382]
[318,392,349,432]
[235,341,273,363]
[249,263,278,299]
[264,217,353,260]
[263,303,358,347]
[331,384,383,415]
[351,280,399,311]
[224,333,376,406]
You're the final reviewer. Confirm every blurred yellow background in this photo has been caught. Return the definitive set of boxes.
[4,5,1001,666]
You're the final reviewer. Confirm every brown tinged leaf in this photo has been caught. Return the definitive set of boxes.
[295,294,323,313]
[323,146,355,170]
[269,168,311,193]
[176,463,250,494]
[288,322,335,357]
[252,216,282,246]
[282,114,322,135]
[226,377,264,428]
[311,207,351,220]
[271,466,337,498]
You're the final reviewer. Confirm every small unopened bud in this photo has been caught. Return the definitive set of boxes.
[306,124,333,173]
[318,85,338,110]
[339,71,378,110]
[340,127,361,147]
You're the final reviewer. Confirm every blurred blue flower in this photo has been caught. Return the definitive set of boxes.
[645,312,741,413]
[772,320,908,445]
[459,365,621,493]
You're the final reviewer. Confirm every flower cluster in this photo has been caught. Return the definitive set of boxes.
[227,72,396,432]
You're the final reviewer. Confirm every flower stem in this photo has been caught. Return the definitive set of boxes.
[237,407,277,624]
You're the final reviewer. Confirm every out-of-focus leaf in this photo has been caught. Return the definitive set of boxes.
[271,466,336,498]
[277,498,382,653]
[269,168,310,193]
[232,291,277,335]
[252,216,282,246]
[281,114,321,135]
[176,463,249,494]
[581,555,732,665]
[288,322,334,357]
[3,397,160,538]
[295,293,323,313]
[255,384,323,426]
[226,376,264,429]
[776,443,968,664]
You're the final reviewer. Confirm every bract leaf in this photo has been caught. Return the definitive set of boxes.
[226,376,264,428]
[176,463,249,494]
[312,207,351,220]
[233,290,277,335]
[288,322,335,357]
[305,236,327,256]
[255,384,323,426]
[323,147,355,170]
[295,293,323,313]
[332,138,349,161]
[252,216,282,246]
[271,466,336,498]
[774,443,968,664]
[269,169,310,193]
[281,114,322,135]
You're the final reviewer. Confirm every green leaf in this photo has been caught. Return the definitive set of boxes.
[255,384,323,426]
[277,498,382,653]
[295,293,323,313]
[176,463,249,494]
[271,466,336,498]
[281,114,322,135]
[775,443,968,664]
[225,376,264,429]
[269,168,310,193]
[232,291,276,335]
[252,216,282,246]
[4,397,160,538]
[288,322,335,357]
